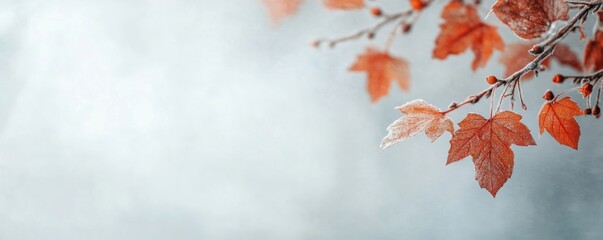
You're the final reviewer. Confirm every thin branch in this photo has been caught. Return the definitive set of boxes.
[314,11,412,48]
[565,69,603,84]
[442,2,601,114]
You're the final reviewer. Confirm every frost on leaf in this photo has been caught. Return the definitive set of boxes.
[323,0,364,10]
[492,0,569,39]
[447,111,536,197]
[381,100,454,149]
[263,0,304,24]
[349,47,410,102]
[584,31,603,72]
[538,97,582,149]
[433,0,504,71]
[500,43,582,80]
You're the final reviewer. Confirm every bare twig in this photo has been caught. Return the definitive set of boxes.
[314,11,412,48]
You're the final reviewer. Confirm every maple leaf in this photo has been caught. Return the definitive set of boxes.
[323,0,363,10]
[433,0,504,71]
[381,100,454,149]
[538,97,583,149]
[349,47,410,102]
[499,43,582,80]
[492,0,569,39]
[552,44,583,72]
[584,31,603,72]
[448,111,536,197]
[263,0,303,24]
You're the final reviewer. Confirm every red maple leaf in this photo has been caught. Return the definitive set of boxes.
[323,0,364,10]
[381,100,454,149]
[448,111,536,197]
[349,48,410,102]
[538,97,583,149]
[499,43,582,80]
[433,0,504,71]
[584,31,603,72]
[492,0,569,39]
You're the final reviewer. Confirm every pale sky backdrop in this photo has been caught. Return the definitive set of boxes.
[0,0,602,239]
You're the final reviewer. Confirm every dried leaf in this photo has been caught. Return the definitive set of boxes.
[492,0,569,39]
[323,0,364,10]
[350,47,410,102]
[448,111,535,197]
[538,97,582,149]
[263,0,303,24]
[433,1,504,71]
[381,100,454,149]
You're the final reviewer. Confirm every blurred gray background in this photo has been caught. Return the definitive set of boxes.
[0,0,602,239]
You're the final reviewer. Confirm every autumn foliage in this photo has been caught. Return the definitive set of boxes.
[264,0,603,197]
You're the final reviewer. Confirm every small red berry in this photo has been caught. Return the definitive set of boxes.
[486,76,497,85]
[402,24,412,33]
[584,108,592,115]
[552,74,565,84]
[543,90,554,101]
[530,45,543,54]
[370,7,382,16]
[593,105,601,115]
[367,32,375,39]
[579,83,593,97]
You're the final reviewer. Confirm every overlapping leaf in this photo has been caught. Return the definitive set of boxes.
[499,43,582,79]
[349,48,410,102]
[492,0,569,39]
[447,111,536,197]
[433,0,504,71]
[381,100,454,149]
[538,97,583,149]
[584,31,603,72]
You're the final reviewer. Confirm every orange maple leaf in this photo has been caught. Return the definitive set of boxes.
[538,97,583,149]
[349,48,410,102]
[323,0,364,10]
[448,111,536,197]
[499,43,582,80]
[492,0,569,39]
[381,100,454,149]
[584,31,603,72]
[263,0,304,24]
[433,0,504,71]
